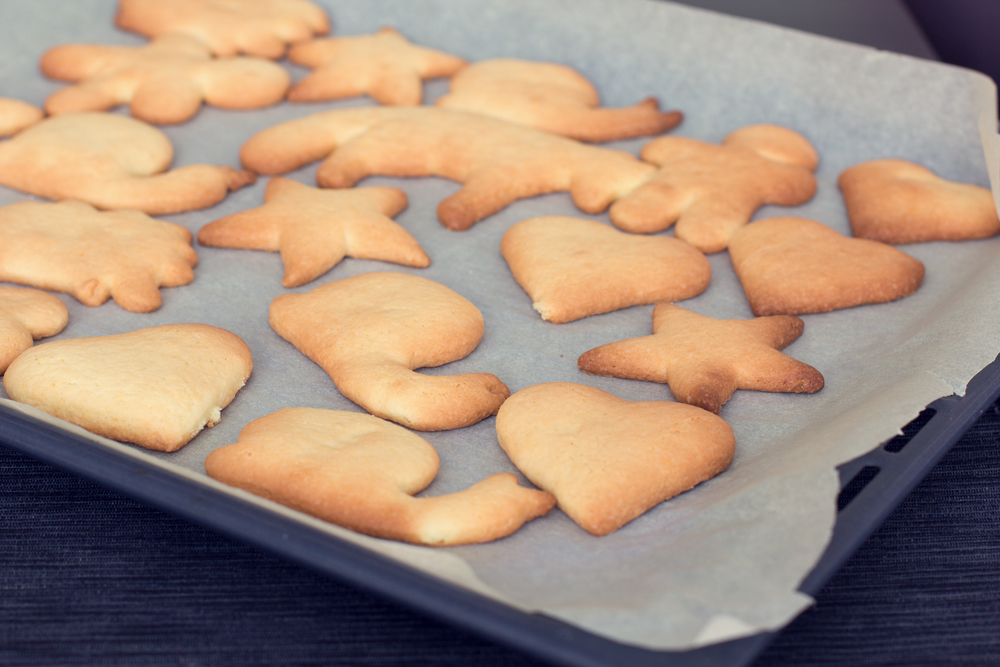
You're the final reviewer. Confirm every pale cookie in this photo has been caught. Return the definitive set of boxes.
[115,0,330,59]
[501,216,710,323]
[205,407,555,545]
[0,112,254,214]
[288,27,466,106]
[198,177,428,287]
[436,58,682,142]
[578,303,823,414]
[41,34,291,125]
[0,97,43,137]
[0,286,68,374]
[269,272,510,431]
[610,124,819,253]
[4,323,252,452]
[728,216,925,316]
[0,200,198,313]
[839,158,1000,244]
[495,382,735,536]
[240,106,657,231]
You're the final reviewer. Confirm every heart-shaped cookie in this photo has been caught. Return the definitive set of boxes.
[728,216,925,316]
[495,382,735,536]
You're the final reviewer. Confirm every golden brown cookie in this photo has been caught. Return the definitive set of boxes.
[0,200,198,313]
[435,57,682,142]
[610,124,819,253]
[0,286,68,374]
[501,215,710,323]
[41,34,291,125]
[287,27,466,105]
[0,112,254,214]
[269,271,509,431]
[115,0,330,59]
[728,216,925,316]
[578,302,823,414]
[495,382,735,536]
[198,177,429,287]
[240,106,656,230]
[0,97,43,137]
[839,158,1000,244]
[4,323,252,452]
[205,407,555,545]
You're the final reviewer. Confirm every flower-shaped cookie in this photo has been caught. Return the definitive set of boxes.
[206,408,555,545]
[41,34,291,124]
[0,286,68,374]
[199,177,429,286]
[115,0,330,59]
[578,303,824,414]
[288,27,467,105]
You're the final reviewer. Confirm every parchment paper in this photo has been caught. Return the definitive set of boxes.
[2,0,999,651]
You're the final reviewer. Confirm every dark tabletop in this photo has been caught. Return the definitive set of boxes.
[3,2,999,665]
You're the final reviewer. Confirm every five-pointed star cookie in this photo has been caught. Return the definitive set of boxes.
[115,0,330,59]
[578,302,824,414]
[0,286,68,374]
[609,124,819,253]
[198,177,429,287]
[41,34,291,125]
[288,27,467,106]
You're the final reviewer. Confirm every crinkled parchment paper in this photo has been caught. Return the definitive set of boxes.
[2,0,999,651]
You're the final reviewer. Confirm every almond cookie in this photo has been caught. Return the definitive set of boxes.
[269,272,509,431]
[0,112,254,214]
[205,407,555,545]
[198,177,429,287]
[0,200,198,313]
[728,216,925,316]
[288,27,466,106]
[839,158,1000,244]
[610,124,819,253]
[115,0,330,59]
[0,97,43,137]
[436,58,682,142]
[578,303,823,414]
[501,216,710,323]
[240,106,656,231]
[0,286,68,374]
[41,34,291,125]
[495,382,735,536]
[4,323,252,452]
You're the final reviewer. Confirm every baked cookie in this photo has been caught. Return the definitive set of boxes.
[495,382,735,536]
[115,0,330,59]
[728,216,925,316]
[578,303,823,414]
[501,216,710,323]
[0,112,254,214]
[240,106,656,230]
[269,272,509,431]
[0,286,68,374]
[198,177,429,287]
[610,124,819,253]
[0,97,43,137]
[4,323,252,452]
[839,158,1000,244]
[436,58,682,142]
[0,200,198,313]
[288,27,466,106]
[41,34,291,125]
[205,407,555,545]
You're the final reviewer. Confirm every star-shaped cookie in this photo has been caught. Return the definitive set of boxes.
[198,177,429,287]
[609,124,819,253]
[287,27,467,106]
[0,286,68,374]
[41,34,291,125]
[115,0,330,59]
[578,302,824,414]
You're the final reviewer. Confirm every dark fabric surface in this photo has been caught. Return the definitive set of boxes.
[4,402,1000,666]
